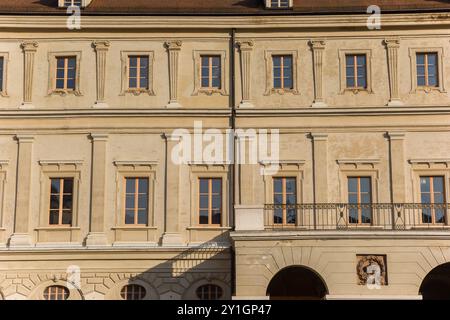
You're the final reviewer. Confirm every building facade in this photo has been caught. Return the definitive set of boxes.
[0,0,450,300]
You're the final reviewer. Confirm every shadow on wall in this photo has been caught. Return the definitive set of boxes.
[100,234,232,300]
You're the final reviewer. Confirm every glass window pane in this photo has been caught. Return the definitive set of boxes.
[421,193,431,204]
[125,209,135,224]
[348,178,358,193]
[67,58,76,68]
[346,55,354,66]
[348,194,358,204]
[212,77,221,88]
[286,179,296,193]
[417,65,425,76]
[283,56,292,68]
[56,79,65,89]
[420,177,430,192]
[212,210,221,225]
[357,55,366,66]
[63,195,72,210]
[138,195,148,210]
[56,69,65,79]
[67,79,75,90]
[49,211,59,225]
[428,75,437,87]
[417,76,426,86]
[361,194,371,204]
[125,194,135,209]
[272,56,281,67]
[422,208,432,223]
[416,53,425,65]
[140,77,148,89]
[50,195,59,210]
[286,194,296,205]
[360,178,371,193]
[201,56,209,67]
[201,77,209,88]
[346,76,355,88]
[138,179,148,193]
[212,195,221,210]
[273,78,281,88]
[199,210,209,224]
[274,194,283,205]
[199,179,208,193]
[126,178,136,194]
[287,209,296,224]
[129,67,137,78]
[434,193,444,204]
[62,211,72,225]
[433,177,444,193]
[274,178,282,193]
[57,58,65,68]
[129,78,137,88]
[212,179,221,193]
[435,209,445,223]
[199,195,208,209]
[274,209,283,224]
[51,179,60,193]
[428,53,437,65]
[140,57,149,68]
[212,57,220,67]
[63,179,73,194]
[137,210,148,225]
[129,57,137,67]
[284,77,293,89]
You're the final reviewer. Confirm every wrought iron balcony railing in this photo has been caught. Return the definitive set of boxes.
[264,203,450,230]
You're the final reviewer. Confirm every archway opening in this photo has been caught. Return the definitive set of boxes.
[266,266,328,300]
[420,263,450,300]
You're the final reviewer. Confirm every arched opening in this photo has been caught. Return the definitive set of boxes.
[420,262,450,300]
[266,266,328,300]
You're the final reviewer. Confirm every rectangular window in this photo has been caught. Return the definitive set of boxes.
[64,0,82,6]
[416,53,439,87]
[273,55,293,89]
[55,56,76,90]
[128,56,149,90]
[273,177,297,225]
[270,0,290,8]
[0,57,3,92]
[345,54,367,89]
[420,176,446,224]
[201,55,221,89]
[124,178,149,225]
[199,178,222,225]
[49,178,73,226]
[348,177,372,224]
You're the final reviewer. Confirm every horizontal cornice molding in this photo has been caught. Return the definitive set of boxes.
[1,13,450,29]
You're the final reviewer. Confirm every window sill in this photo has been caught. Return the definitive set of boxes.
[120,89,155,96]
[112,226,158,230]
[193,88,227,96]
[48,89,82,96]
[35,226,80,231]
[264,88,299,96]
[187,226,232,231]
[411,86,446,94]
[341,88,373,94]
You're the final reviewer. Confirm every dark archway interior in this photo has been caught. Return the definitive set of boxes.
[267,266,328,300]
[420,263,450,300]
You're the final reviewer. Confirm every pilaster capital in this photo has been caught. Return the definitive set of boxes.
[89,133,109,142]
[165,40,183,51]
[15,134,34,143]
[387,131,406,140]
[309,39,326,50]
[310,133,328,141]
[384,38,401,48]
[236,40,254,51]
[92,40,110,51]
[21,41,38,52]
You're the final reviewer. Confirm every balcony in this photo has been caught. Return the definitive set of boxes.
[233,203,450,231]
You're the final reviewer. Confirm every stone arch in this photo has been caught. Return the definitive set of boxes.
[104,277,159,300]
[28,279,84,300]
[266,265,328,300]
[419,262,450,300]
[182,278,231,300]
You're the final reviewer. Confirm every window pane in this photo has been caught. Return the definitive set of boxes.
[140,57,149,68]
[63,195,72,210]
[421,193,431,204]
[274,178,282,193]
[420,177,430,192]
[212,57,221,67]
[272,56,281,67]
[417,76,426,86]
[49,211,59,225]
[129,67,137,78]
[284,77,293,89]
[416,53,425,65]
[138,210,148,225]
[346,76,355,88]
[140,77,148,89]
[212,77,221,88]
[273,78,281,88]
[67,58,76,68]
[51,179,60,193]
[361,193,371,204]
[199,210,209,224]
[428,75,437,87]
[199,179,208,193]
[201,77,209,88]
[286,179,296,193]
[62,211,72,225]
[56,79,65,89]
[138,195,148,210]
[63,179,73,194]
[433,177,444,193]
[287,209,296,224]
[346,55,354,66]
[348,194,358,204]
[348,178,358,193]
[274,194,283,205]
[125,209,135,224]
[284,56,292,68]
[212,179,221,193]
[125,194,135,209]
[57,58,65,68]
[56,68,65,79]
[199,195,208,209]
[417,65,425,76]
[50,195,59,210]
[360,178,371,193]
[126,178,136,194]
[428,53,437,65]
[129,78,137,88]
[212,209,221,225]
[286,194,296,205]
[67,79,75,90]
[129,57,137,67]
[274,209,283,224]
[212,196,221,210]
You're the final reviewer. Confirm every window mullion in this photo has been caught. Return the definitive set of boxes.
[59,178,64,225]
[134,178,139,225]
[209,179,212,225]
